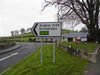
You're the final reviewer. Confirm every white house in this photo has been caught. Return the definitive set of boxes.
[63,32,88,42]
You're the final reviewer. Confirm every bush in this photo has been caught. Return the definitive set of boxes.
[0,39,16,49]
[0,42,16,49]
[28,38,36,42]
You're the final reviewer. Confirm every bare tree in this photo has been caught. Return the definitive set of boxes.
[43,0,100,42]
[80,27,88,32]
[15,30,19,36]
[20,28,25,35]
[11,31,14,36]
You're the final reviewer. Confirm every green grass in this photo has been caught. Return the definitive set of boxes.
[2,45,88,75]
[1,32,35,42]
[60,41,99,53]
[8,37,35,42]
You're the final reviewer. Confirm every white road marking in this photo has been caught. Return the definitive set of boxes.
[0,52,19,62]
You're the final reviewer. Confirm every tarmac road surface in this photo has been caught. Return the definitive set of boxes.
[0,42,40,73]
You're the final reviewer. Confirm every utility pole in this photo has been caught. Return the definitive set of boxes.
[57,3,59,22]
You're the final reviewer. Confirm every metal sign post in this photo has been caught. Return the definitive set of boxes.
[53,39,56,64]
[40,38,43,64]
[31,22,62,64]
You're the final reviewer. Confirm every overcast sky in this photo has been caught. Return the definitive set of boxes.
[0,0,59,36]
[0,0,84,37]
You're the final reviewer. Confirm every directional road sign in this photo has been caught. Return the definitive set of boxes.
[32,22,62,37]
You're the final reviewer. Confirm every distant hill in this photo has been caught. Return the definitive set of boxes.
[0,32,35,42]
[0,29,79,42]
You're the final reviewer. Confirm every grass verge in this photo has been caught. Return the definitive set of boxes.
[2,45,88,75]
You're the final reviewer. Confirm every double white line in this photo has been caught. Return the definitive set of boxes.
[0,52,19,62]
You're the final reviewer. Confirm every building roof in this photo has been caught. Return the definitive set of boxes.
[63,32,88,38]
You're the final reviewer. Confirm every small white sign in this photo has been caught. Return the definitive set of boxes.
[32,22,62,37]
[81,38,87,41]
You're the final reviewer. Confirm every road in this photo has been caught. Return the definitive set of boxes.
[0,42,40,73]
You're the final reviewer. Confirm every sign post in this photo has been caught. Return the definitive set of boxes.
[32,22,62,64]
[40,38,43,64]
[53,39,55,64]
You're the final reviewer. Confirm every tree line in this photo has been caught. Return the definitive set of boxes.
[10,28,31,36]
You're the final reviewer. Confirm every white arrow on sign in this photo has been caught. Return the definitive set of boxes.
[31,22,62,37]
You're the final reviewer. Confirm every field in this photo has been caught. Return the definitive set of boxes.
[2,45,88,75]
[0,32,35,42]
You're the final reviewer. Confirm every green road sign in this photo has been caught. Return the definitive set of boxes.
[40,31,49,35]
